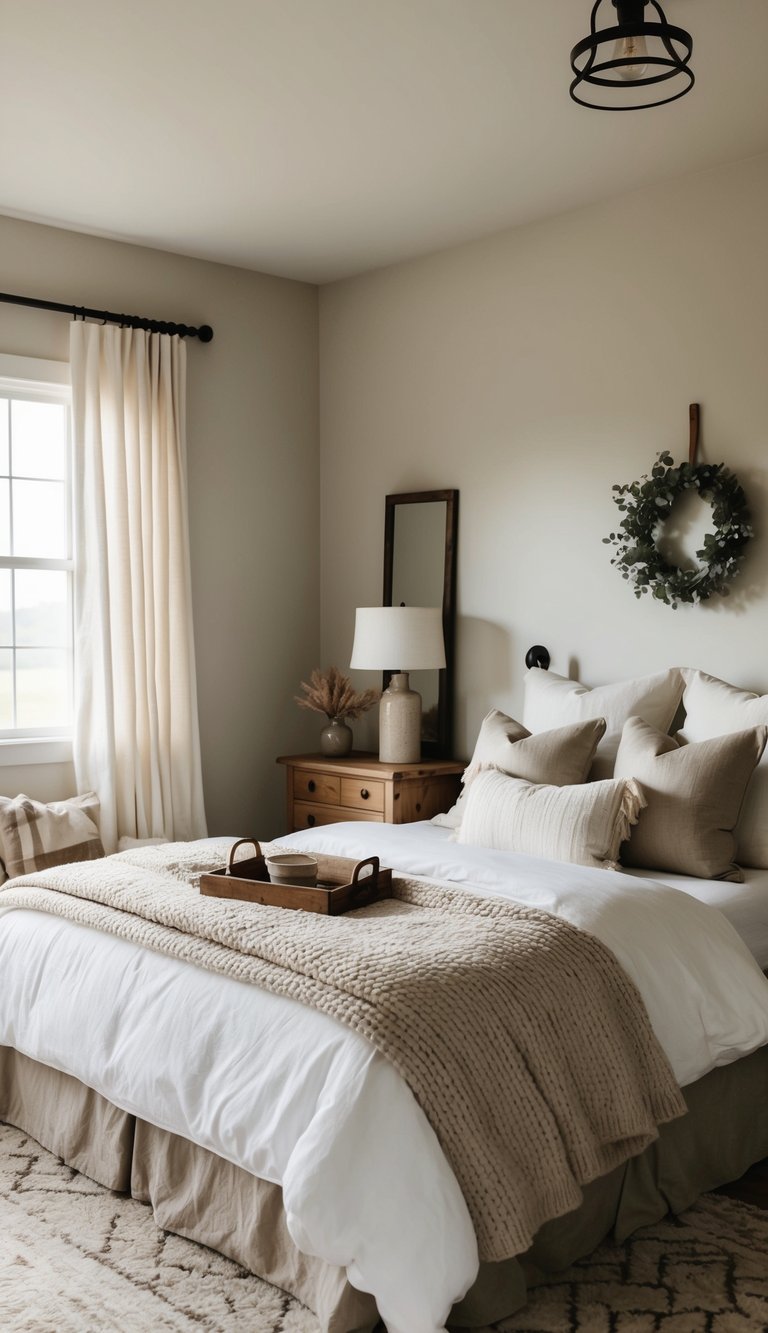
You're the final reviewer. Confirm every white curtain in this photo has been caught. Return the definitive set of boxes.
[70,322,207,853]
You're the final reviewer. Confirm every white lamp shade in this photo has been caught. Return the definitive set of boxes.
[350,606,446,671]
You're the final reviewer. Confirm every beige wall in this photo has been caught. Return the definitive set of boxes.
[0,215,319,835]
[3,150,766,821]
[319,152,768,758]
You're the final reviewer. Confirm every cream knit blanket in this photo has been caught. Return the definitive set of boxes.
[2,839,687,1262]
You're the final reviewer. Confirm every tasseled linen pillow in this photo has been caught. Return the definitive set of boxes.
[457,769,645,870]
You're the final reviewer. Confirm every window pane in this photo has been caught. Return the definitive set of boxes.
[11,399,67,479]
[0,400,8,475]
[15,569,69,647]
[12,479,68,558]
[0,478,9,557]
[15,648,71,728]
[0,649,12,727]
[0,570,11,646]
[0,647,11,730]
[0,380,72,735]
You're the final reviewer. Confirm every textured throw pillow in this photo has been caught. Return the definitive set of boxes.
[456,768,645,871]
[0,792,104,880]
[523,667,684,781]
[614,716,767,881]
[431,712,606,830]
[678,669,768,869]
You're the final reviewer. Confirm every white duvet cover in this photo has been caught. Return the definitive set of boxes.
[2,827,768,1333]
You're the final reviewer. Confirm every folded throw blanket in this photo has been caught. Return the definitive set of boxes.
[1,838,686,1262]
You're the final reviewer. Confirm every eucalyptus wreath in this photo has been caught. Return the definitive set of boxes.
[604,451,753,609]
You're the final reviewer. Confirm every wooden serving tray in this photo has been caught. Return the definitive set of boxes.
[200,838,392,915]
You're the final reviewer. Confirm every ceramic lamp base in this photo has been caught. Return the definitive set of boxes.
[379,673,421,763]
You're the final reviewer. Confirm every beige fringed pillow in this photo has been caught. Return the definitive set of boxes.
[432,712,606,830]
[614,716,768,881]
[456,769,645,870]
[0,792,104,880]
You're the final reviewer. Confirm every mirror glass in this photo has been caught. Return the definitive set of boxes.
[391,501,447,741]
[384,490,458,757]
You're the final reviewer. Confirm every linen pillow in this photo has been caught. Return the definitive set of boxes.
[456,768,645,871]
[678,669,768,869]
[613,716,767,881]
[0,792,104,880]
[523,667,684,780]
[431,712,606,830]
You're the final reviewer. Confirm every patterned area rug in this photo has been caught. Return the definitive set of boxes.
[2,1120,767,1332]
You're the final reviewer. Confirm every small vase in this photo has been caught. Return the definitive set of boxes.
[319,717,353,757]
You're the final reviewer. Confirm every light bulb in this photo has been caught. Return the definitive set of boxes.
[612,32,649,80]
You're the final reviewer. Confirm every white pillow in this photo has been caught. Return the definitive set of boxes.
[678,669,768,868]
[523,667,684,780]
[431,711,606,830]
[457,768,645,871]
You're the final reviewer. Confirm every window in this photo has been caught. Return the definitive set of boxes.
[0,355,72,750]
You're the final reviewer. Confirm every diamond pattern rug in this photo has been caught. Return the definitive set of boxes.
[2,1120,767,1332]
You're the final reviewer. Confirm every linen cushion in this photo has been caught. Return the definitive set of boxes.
[431,712,606,830]
[523,667,684,780]
[0,792,104,880]
[614,716,767,881]
[678,669,768,868]
[456,768,645,870]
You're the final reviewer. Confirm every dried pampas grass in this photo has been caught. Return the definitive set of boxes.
[296,666,379,721]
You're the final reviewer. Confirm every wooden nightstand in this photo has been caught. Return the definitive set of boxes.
[276,753,464,833]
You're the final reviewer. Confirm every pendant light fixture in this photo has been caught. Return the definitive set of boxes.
[570,0,694,110]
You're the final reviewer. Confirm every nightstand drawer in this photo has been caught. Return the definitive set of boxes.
[293,800,384,831]
[292,771,341,806]
[278,754,465,834]
[340,777,385,813]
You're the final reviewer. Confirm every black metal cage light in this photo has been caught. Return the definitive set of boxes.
[570,0,694,110]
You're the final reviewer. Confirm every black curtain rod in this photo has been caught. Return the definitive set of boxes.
[0,290,213,342]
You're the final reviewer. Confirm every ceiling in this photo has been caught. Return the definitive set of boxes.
[2,0,768,284]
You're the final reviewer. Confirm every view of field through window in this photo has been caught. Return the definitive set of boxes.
[0,394,72,731]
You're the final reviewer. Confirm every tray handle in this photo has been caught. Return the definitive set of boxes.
[350,856,380,895]
[227,838,263,873]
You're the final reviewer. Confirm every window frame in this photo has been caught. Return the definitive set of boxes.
[0,353,73,766]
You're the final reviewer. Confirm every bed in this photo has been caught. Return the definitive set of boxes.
[2,820,768,1333]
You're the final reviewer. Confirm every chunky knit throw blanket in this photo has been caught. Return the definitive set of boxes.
[2,839,686,1262]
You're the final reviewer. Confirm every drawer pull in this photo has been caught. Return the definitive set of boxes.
[308,779,316,793]
[307,814,316,827]
[360,788,369,800]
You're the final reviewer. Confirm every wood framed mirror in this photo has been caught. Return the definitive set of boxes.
[383,489,458,759]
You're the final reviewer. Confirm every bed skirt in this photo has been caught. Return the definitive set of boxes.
[2,1045,768,1331]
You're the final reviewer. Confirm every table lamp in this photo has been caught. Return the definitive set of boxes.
[350,606,446,763]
